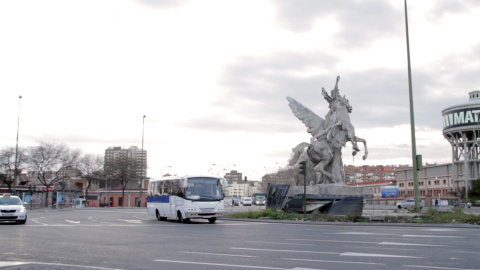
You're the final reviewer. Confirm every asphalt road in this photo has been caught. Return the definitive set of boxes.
[0,208,478,270]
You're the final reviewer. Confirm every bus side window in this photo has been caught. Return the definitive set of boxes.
[163,181,172,195]
[156,182,163,196]
[172,180,184,197]
[149,182,153,196]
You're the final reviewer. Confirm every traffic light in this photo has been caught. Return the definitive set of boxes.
[299,161,307,176]
[60,182,65,190]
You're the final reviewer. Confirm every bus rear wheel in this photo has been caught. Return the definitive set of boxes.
[208,217,216,224]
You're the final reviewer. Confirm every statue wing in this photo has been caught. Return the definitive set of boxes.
[287,96,325,139]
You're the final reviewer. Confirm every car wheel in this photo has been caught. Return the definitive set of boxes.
[397,205,402,209]
[208,217,217,224]
[17,216,27,224]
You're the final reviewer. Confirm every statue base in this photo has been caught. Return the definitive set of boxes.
[291,184,373,197]
[266,183,372,216]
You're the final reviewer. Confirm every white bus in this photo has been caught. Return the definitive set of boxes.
[146,175,228,224]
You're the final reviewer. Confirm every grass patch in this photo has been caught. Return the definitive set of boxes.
[226,208,370,223]
[417,208,480,225]
[225,208,480,225]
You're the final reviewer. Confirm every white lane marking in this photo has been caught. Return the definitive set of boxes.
[65,220,80,224]
[180,251,259,258]
[118,219,142,224]
[403,235,462,238]
[133,215,150,220]
[0,261,123,270]
[89,216,111,224]
[422,228,459,232]
[341,252,422,258]
[379,242,445,247]
[287,238,447,248]
[0,262,27,267]
[31,217,48,225]
[287,238,378,244]
[403,265,478,270]
[337,232,374,235]
[231,247,337,255]
[247,241,314,246]
[283,257,384,266]
[154,259,289,269]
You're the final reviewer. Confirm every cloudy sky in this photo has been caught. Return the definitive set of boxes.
[1,0,479,180]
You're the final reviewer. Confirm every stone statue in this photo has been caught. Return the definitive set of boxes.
[287,76,368,185]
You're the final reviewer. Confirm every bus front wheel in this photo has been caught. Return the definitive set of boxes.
[208,217,216,224]
[178,211,189,223]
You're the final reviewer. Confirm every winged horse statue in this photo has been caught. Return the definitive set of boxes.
[287,76,368,185]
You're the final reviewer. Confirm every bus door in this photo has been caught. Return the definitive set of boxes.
[170,196,184,218]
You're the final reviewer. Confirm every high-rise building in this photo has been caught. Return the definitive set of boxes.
[104,146,147,178]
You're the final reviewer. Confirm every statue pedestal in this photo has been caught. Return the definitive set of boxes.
[292,184,373,197]
[276,184,373,216]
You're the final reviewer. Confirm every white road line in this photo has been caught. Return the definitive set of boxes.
[154,259,289,270]
[31,217,48,225]
[341,252,422,258]
[336,232,374,235]
[403,235,462,238]
[403,265,478,270]
[118,219,142,224]
[283,257,385,266]
[247,241,314,246]
[231,247,337,255]
[286,238,378,244]
[422,228,459,232]
[180,251,259,258]
[0,262,27,267]
[65,220,80,224]
[89,216,111,224]
[133,215,151,221]
[379,242,445,247]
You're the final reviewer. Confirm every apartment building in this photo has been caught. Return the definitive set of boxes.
[104,146,147,179]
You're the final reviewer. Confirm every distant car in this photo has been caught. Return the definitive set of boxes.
[241,198,252,206]
[231,199,239,206]
[0,193,27,224]
[396,199,424,210]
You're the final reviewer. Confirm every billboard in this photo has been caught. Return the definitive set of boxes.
[381,185,399,198]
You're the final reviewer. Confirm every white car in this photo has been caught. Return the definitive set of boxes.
[396,199,424,210]
[0,193,27,224]
[241,198,252,206]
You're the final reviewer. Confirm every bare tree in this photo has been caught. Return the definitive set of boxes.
[26,141,81,206]
[78,154,104,207]
[105,155,138,207]
[0,146,27,193]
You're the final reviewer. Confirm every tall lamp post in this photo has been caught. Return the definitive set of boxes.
[276,162,287,184]
[404,0,421,211]
[161,165,172,177]
[139,115,146,207]
[212,164,236,177]
[13,95,22,195]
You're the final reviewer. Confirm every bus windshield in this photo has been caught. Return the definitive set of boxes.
[185,177,223,201]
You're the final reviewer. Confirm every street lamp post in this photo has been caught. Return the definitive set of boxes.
[404,0,421,211]
[161,166,172,177]
[13,95,22,195]
[212,164,236,177]
[264,167,275,183]
[139,115,146,207]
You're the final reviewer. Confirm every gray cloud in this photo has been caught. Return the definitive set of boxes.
[270,0,402,49]
[132,0,190,9]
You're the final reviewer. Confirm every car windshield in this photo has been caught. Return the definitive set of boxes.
[185,177,223,201]
[0,197,22,205]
